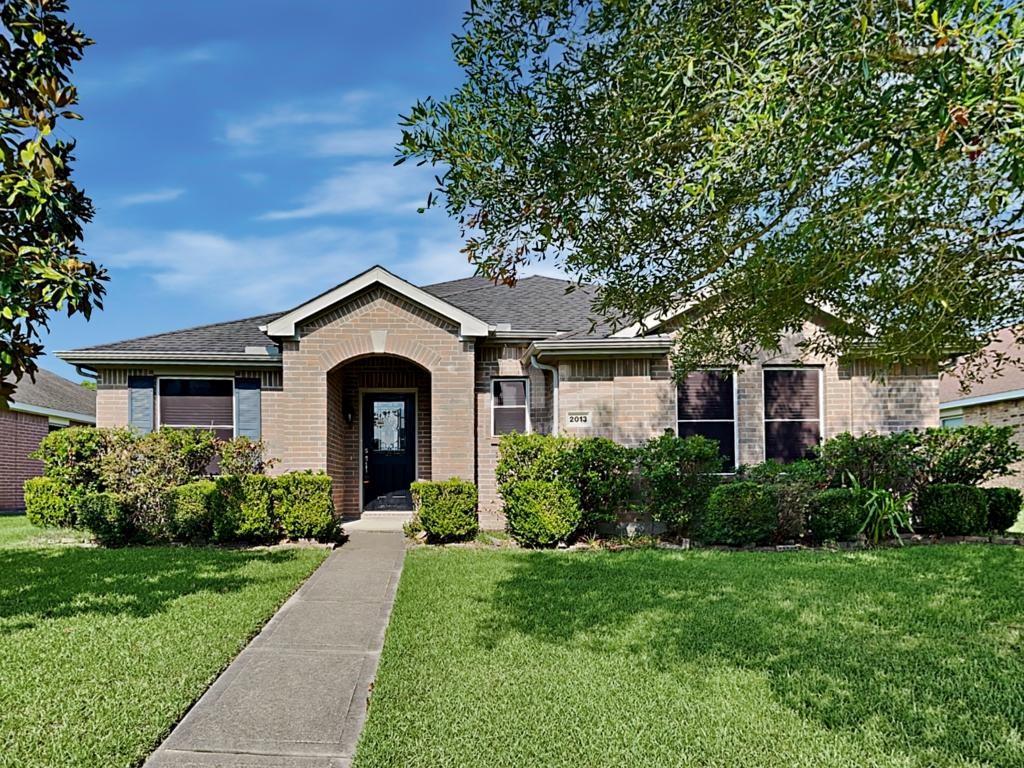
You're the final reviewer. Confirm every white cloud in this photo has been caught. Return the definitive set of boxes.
[312,127,400,157]
[115,188,186,207]
[222,90,375,147]
[260,161,428,220]
[81,43,232,94]
[91,225,472,311]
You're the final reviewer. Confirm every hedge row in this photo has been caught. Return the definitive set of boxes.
[23,426,337,546]
[26,471,337,546]
[493,430,1023,548]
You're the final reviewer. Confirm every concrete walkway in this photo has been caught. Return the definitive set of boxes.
[146,532,406,768]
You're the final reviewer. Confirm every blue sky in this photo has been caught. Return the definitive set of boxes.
[42,0,531,380]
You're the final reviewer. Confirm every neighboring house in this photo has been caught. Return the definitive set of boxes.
[0,368,97,511]
[940,328,1024,489]
[58,265,938,527]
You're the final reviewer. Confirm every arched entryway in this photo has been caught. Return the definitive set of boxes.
[326,355,431,517]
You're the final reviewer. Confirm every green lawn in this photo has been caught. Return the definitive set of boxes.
[0,515,328,768]
[356,545,1024,768]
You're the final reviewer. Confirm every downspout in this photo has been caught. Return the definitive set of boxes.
[530,355,559,436]
[74,364,98,381]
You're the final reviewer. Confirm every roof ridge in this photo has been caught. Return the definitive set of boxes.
[76,311,282,352]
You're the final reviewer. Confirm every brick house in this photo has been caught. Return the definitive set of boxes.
[940,328,1024,490]
[58,265,939,527]
[1,369,97,512]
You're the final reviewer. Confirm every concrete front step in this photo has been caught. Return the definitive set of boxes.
[343,511,413,532]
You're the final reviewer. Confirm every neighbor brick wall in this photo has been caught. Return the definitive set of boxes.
[263,286,476,516]
[961,398,1024,490]
[0,407,48,510]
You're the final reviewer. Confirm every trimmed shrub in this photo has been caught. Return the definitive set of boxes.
[31,426,107,491]
[78,492,132,546]
[744,459,828,543]
[100,428,216,542]
[817,431,925,497]
[167,480,217,544]
[636,434,722,534]
[921,425,1023,486]
[212,474,277,543]
[916,483,988,536]
[496,433,634,534]
[219,436,274,476]
[807,488,863,543]
[983,487,1022,534]
[23,477,75,528]
[411,478,478,542]
[565,437,635,532]
[274,471,338,541]
[699,482,777,546]
[504,479,581,547]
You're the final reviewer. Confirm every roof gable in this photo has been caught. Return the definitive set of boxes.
[264,266,490,338]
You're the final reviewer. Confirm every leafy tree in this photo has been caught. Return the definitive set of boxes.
[1,0,105,403]
[400,0,1024,383]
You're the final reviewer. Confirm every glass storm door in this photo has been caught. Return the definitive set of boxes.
[361,393,416,511]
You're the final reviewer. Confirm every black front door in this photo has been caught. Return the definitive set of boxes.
[362,392,416,511]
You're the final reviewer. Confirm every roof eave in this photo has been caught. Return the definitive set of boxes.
[523,336,674,363]
[56,350,283,367]
[9,401,96,424]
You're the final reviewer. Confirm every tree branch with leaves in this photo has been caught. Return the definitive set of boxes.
[0,0,105,403]
[400,0,1024,385]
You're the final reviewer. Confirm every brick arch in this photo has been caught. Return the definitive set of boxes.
[317,334,443,374]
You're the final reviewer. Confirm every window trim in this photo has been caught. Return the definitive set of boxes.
[491,376,531,437]
[675,368,739,469]
[156,375,236,435]
[761,366,824,462]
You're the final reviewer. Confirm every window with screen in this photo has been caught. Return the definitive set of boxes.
[158,378,234,441]
[677,370,735,466]
[763,368,821,462]
[492,378,529,435]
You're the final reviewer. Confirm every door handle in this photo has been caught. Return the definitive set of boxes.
[363,447,369,482]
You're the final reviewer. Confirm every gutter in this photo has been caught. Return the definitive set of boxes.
[530,355,559,436]
[9,401,96,424]
[940,387,1024,411]
[56,350,283,367]
[524,336,675,362]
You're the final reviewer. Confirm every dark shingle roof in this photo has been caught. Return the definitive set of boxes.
[7,368,96,417]
[422,275,602,333]
[63,274,606,358]
[74,312,282,355]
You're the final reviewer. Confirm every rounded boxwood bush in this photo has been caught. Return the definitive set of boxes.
[274,471,338,541]
[23,477,75,528]
[916,483,988,536]
[699,481,777,546]
[983,487,1022,534]
[78,492,132,546]
[636,433,722,534]
[167,480,217,544]
[411,478,478,542]
[807,488,863,542]
[504,479,581,547]
[213,474,277,543]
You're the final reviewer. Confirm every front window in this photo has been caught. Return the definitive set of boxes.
[941,413,965,429]
[677,370,736,467]
[158,378,234,441]
[492,378,529,435]
[763,368,822,462]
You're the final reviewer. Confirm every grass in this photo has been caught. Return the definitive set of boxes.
[356,545,1024,768]
[0,515,328,768]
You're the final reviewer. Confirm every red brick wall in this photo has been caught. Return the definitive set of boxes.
[0,408,48,510]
